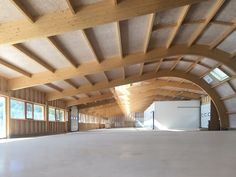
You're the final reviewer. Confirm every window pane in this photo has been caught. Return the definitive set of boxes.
[56,109,60,121]
[10,99,25,119]
[26,103,33,119]
[48,107,55,121]
[210,68,229,81]
[203,75,213,84]
[59,110,64,122]
[34,104,44,121]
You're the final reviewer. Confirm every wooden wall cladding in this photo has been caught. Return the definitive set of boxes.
[48,100,67,109]
[10,88,46,104]
[79,123,105,131]
[10,119,68,137]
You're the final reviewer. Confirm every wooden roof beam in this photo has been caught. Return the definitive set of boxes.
[9,0,34,23]
[166,5,190,48]
[0,58,32,77]
[13,44,55,73]
[188,0,225,46]
[64,79,79,89]
[143,13,156,53]
[47,37,78,68]
[8,45,236,90]
[66,0,76,15]
[45,83,63,92]
[67,92,113,107]
[1,0,207,45]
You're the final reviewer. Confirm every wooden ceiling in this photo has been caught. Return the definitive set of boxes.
[0,0,236,123]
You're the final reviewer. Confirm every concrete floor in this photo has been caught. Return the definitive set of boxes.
[0,128,236,177]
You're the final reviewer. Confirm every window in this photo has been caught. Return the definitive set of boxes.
[26,103,33,119]
[34,104,44,120]
[210,68,229,81]
[10,99,25,119]
[48,107,55,121]
[203,75,213,84]
[56,109,60,121]
[59,110,64,122]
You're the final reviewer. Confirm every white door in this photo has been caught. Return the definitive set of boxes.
[0,97,6,138]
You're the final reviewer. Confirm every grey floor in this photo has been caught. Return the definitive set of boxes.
[0,128,236,177]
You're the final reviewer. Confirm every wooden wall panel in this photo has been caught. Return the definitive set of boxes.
[10,88,47,104]
[48,100,67,109]
[79,123,104,131]
[10,119,68,137]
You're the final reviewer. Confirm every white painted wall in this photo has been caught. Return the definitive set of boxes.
[144,100,200,130]
[144,103,155,128]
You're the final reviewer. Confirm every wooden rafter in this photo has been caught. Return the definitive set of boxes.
[1,0,207,45]
[64,79,79,89]
[47,37,78,68]
[170,56,182,71]
[155,58,163,72]
[9,0,34,23]
[139,63,145,76]
[66,0,76,15]
[0,58,32,77]
[8,45,236,90]
[143,13,155,53]
[13,44,55,73]
[185,57,202,73]
[166,5,190,48]
[188,0,225,46]
[45,83,63,92]
[210,21,236,49]
[81,30,100,63]
[67,93,113,107]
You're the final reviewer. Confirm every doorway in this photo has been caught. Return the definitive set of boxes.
[0,96,6,138]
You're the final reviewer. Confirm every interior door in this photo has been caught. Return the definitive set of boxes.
[0,96,6,138]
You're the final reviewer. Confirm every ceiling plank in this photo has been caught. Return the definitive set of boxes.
[166,5,190,48]
[13,44,55,73]
[0,58,32,77]
[8,45,235,90]
[9,0,34,23]
[188,0,225,46]
[1,0,207,45]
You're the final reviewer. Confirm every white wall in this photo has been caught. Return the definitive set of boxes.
[144,103,155,128]
[144,100,200,130]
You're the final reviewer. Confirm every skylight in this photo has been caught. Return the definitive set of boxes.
[203,75,213,84]
[210,68,229,81]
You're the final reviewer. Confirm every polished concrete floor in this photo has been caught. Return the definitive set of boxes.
[0,128,236,177]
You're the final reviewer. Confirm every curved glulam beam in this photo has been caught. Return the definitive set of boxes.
[51,70,229,129]
[8,45,236,90]
[1,0,207,45]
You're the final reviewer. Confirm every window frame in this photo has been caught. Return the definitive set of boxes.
[10,98,26,120]
[33,103,45,121]
[26,102,33,119]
